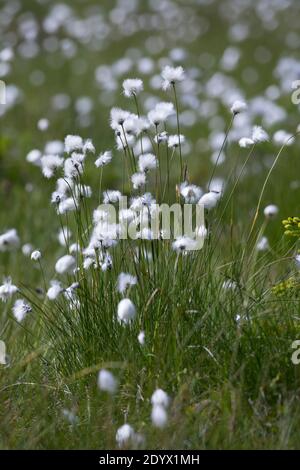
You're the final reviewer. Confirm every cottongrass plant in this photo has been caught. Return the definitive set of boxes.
[2,65,300,450]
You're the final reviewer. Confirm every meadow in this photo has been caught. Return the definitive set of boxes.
[0,0,300,450]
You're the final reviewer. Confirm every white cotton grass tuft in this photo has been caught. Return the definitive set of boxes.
[138,331,145,346]
[117,273,137,294]
[151,388,170,428]
[131,172,146,189]
[122,78,144,97]
[22,243,34,257]
[151,405,168,428]
[0,278,18,302]
[295,255,300,269]
[199,191,221,210]
[12,299,32,322]
[31,250,41,261]
[0,229,20,252]
[161,65,185,90]
[172,236,198,253]
[151,389,170,408]
[264,204,279,219]
[180,183,203,203]
[138,153,157,172]
[230,100,247,115]
[256,236,269,251]
[252,126,269,143]
[117,298,136,324]
[115,424,135,447]
[168,134,185,148]
[64,134,83,153]
[239,137,254,148]
[55,255,76,275]
[47,280,63,300]
[97,369,118,394]
[103,190,122,204]
[95,150,112,168]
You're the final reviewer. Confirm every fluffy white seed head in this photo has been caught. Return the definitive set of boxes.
[161,65,185,90]
[55,255,76,274]
[97,369,118,394]
[231,100,247,115]
[95,151,112,168]
[122,78,144,98]
[12,299,32,322]
[264,204,279,219]
[199,192,221,210]
[117,273,137,294]
[151,389,170,408]
[252,126,269,143]
[117,298,136,324]
[151,405,168,428]
[64,134,83,153]
[116,424,135,447]
[31,250,41,261]
[0,229,20,252]
[138,153,157,172]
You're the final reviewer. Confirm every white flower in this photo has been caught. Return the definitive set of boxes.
[117,298,136,324]
[151,389,170,408]
[123,78,143,97]
[0,278,18,302]
[83,139,95,154]
[22,243,33,256]
[103,190,122,204]
[95,151,112,168]
[180,183,203,203]
[58,227,72,246]
[138,331,145,345]
[97,369,118,394]
[12,299,32,322]
[256,236,269,251]
[295,254,300,269]
[26,149,42,166]
[199,192,221,210]
[131,172,146,189]
[155,131,169,144]
[110,107,130,130]
[151,405,168,428]
[31,250,41,261]
[172,236,197,252]
[64,156,84,179]
[264,205,279,219]
[37,118,49,131]
[64,135,83,153]
[161,65,185,90]
[239,137,254,148]
[47,280,63,300]
[231,100,247,115]
[148,102,175,126]
[41,154,64,178]
[116,424,135,447]
[117,273,137,294]
[252,126,269,143]
[138,153,157,172]
[168,134,185,148]
[273,130,295,146]
[55,255,76,274]
[0,229,20,252]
